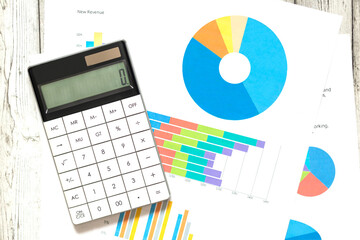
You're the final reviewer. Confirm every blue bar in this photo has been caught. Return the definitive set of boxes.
[115,212,125,237]
[143,204,156,240]
[86,41,94,47]
[150,119,162,129]
[147,111,171,123]
[172,214,183,240]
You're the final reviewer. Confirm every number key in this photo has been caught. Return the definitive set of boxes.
[117,153,140,174]
[103,176,126,197]
[122,170,145,191]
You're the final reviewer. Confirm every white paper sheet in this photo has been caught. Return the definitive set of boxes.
[287,35,360,239]
[39,1,341,239]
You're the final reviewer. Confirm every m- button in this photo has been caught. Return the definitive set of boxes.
[121,95,145,116]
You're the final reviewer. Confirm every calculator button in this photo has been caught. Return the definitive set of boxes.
[88,199,111,220]
[82,106,105,127]
[49,135,71,156]
[64,187,87,208]
[108,193,131,214]
[69,204,92,224]
[131,130,155,151]
[78,164,101,185]
[107,118,130,140]
[92,141,116,162]
[83,182,106,202]
[137,147,161,169]
[54,152,77,173]
[147,182,170,203]
[68,130,91,150]
[59,170,82,191]
[121,95,145,116]
[117,153,140,174]
[127,112,150,134]
[112,136,135,157]
[122,170,146,191]
[102,101,125,122]
[127,187,150,209]
[142,164,165,186]
[44,118,66,139]
[73,147,96,168]
[63,112,86,133]
[98,159,121,180]
[103,176,126,197]
[88,124,110,145]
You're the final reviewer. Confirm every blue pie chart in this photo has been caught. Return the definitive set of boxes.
[183,16,287,120]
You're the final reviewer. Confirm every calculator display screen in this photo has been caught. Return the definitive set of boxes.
[40,62,131,109]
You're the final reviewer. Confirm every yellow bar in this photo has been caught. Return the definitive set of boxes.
[94,32,102,46]
[177,210,189,240]
[159,201,173,240]
[188,234,194,240]
[129,207,142,240]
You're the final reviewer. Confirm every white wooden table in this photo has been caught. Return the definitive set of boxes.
[0,0,359,239]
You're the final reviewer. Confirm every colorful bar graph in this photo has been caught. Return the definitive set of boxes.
[148,111,265,148]
[115,201,193,240]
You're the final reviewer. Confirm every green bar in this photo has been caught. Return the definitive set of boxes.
[186,162,204,174]
[185,171,206,182]
[188,155,209,167]
[223,132,257,146]
[172,159,188,169]
[171,167,187,177]
[172,135,198,147]
[197,141,223,154]
[181,145,205,157]
[207,135,235,149]
[163,140,182,151]
[197,125,224,137]
[174,151,188,161]
[180,128,208,142]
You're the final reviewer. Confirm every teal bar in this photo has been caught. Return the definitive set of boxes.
[187,155,209,167]
[181,145,205,158]
[223,131,258,146]
[197,141,223,154]
[185,171,206,182]
[186,162,205,174]
[207,135,235,149]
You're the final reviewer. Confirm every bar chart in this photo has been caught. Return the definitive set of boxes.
[148,111,270,198]
[75,32,104,49]
[114,200,193,240]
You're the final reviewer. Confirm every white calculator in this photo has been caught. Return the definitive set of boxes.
[28,41,170,224]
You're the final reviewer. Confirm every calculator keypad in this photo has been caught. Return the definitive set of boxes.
[44,95,170,224]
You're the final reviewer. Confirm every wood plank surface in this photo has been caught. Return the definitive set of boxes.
[0,0,359,239]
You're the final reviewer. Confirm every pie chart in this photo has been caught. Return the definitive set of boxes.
[182,16,287,120]
[298,147,335,197]
[285,220,321,240]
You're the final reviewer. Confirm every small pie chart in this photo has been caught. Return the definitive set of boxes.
[285,220,321,240]
[182,16,287,120]
[298,147,335,197]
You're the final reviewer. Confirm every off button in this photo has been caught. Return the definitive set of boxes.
[121,95,145,117]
